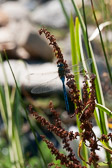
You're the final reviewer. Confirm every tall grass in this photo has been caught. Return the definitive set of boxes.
[0,0,112,167]
[0,55,24,168]
[4,53,48,168]
[59,0,112,167]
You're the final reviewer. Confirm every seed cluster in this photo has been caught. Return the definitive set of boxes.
[29,103,82,168]
[29,28,112,168]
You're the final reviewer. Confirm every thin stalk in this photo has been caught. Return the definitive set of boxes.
[101,0,110,57]
[58,0,69,26]
[90,0,112,83]
[81,0,91,58]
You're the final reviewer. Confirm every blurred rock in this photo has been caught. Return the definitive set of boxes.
[0,1,31,21]
[0,60,85,94]
[58,33,72,64]
[31,0,75,28]
[0,10,9,26]
[0,25,18,59]
[15,21,53,61]
[19,0,39,10]
[0,60,59,88]
[0,1,53,61]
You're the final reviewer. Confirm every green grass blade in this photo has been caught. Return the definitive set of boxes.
[78,24,101,129]
[0,54,24,168]
[70,16,89,167]
[0,55,16,167]
[0,86,8,125]
[12,89,24,167]
[13,125,24,167]
[70,15,77,64]
[4,52,47,168]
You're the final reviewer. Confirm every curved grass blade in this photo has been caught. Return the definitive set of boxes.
[95,103,112,118]
[89,21,112,41]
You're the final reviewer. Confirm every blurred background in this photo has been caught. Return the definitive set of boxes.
[0,0,112,167]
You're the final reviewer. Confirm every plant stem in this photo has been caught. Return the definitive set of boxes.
[90,0,112,84]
